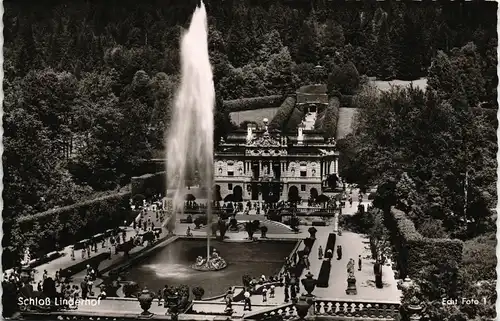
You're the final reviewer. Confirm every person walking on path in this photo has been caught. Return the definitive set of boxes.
[349,196,353,207]
[318,246,323,260]
[337,245,342,260]
[358,255,362,271]
[70,246,75,261]
[269,285,275,298]
[262,286,268,302]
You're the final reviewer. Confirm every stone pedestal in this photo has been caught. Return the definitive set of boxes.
[345,276,357,295]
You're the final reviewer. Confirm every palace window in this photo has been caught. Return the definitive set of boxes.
[301,185,306,192]
[300,163,307,177]
[228,171,234,176]
[228,183,233,191]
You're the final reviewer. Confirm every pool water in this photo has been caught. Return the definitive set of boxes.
[124,238,296,297]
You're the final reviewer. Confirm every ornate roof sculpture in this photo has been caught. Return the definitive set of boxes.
[247,131,281,147]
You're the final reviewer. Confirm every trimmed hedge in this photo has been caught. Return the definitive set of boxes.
[13,192,133,259]
[316,97,340,138]
[325,233,337,253]
[316,260,331,288]
[340,94,354,107]
[223,95,284,112]
[387,207,463,279]
[284,107,305,133]
[269,96,296,131]
[131,171,166,197]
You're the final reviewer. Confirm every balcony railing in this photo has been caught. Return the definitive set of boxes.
[314,299,400,319]
[243,302,297,320]
[244,299,400,320]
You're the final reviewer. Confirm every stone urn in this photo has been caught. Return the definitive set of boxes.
[345,276,357,295]
[407,296,424,321]
[137,288,154,317]
[308,227,317,239]
[301,272,317,297]
[295,298,312,320]
[165,293,180,321]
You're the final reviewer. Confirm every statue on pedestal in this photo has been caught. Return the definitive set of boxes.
[346,258,357,295]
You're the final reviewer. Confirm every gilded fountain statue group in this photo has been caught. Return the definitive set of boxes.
[191,249,228,271]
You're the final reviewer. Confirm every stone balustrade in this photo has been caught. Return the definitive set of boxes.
[243,303,298,320]
[314,299,400,319]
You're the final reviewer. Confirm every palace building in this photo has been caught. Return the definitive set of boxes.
[214,120,339,203]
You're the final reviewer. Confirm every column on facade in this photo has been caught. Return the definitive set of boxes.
[270,161,274,178]
[259,160,262,177]
[330,160,335,174]
[335,158,338,174]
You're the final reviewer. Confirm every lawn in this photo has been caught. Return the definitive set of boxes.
[371,78,428,92]
[230,107,280,127]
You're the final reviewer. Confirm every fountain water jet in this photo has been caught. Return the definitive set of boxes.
[165,1,226,271]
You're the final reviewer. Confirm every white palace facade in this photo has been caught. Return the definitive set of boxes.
[214,121,340,203]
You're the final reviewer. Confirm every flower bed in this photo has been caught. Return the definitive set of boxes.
[324,233,337,254]
[316,260,331,288]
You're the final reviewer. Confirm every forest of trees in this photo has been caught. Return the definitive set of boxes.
[3,0,497,248]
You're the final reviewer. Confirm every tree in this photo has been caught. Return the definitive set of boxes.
[327,61,360,95]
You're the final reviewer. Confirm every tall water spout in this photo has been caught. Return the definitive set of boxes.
[165,1,214,264]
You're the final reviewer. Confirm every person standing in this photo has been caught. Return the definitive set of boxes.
[358,255,362,271]
[157,288,163,306]
[318,246,323,260]
[349,196,353,207]
[81,278,88,299]
[243,289,252,311]
[269,285,275,298]
[337,245,342,260]
[70,246,75,261]
[262,286,267,302]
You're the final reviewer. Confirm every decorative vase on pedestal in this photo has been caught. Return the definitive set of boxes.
[301,272,317,297]
[137,288,154,318]
[345,276,357,295]
[295,298,312,321]
[407,296,424,321]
